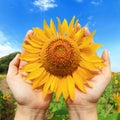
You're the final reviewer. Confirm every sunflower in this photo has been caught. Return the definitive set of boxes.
[115,80,119,85]
[113,93,120,112]
[2,94,10,100]
[20,16,104,101]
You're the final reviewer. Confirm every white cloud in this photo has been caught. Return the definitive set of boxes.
[86,16,97,27]
[0,31,7,43]
[91,0,103,6]
[0,44,16,57]
[0,31,19,58]
[76,0,84,2]
[33,0,57,11]
[88,16,93,20]
[91,22,96,27]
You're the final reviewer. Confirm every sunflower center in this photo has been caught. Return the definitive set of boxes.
[55,45,66,57]
[44,39,79,77]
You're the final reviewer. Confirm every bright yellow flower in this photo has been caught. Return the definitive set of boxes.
[2,94,10,100]
[20,17,104,101]
[113,94,120,112]
[115,80,119,85]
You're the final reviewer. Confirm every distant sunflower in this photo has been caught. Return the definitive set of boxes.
[113,94,120,112]
[20,16,104,101]
[115,80,119,85]
[2,94,10,100]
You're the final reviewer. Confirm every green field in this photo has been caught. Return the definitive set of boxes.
[0,74,6,80]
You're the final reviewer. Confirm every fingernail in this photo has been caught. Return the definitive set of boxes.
[78,23,81,27]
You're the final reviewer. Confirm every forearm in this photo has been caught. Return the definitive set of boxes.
[68,104,98,120]
[14,105,46,120]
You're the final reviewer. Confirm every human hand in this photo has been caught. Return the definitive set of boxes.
[6,31,52,120]
[67,49,111,120]
[67,28,111,120]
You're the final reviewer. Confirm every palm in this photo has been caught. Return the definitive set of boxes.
[7,30,52,110]
[67,50,111,107]
[11,74,51,109]
[7,55,52,110]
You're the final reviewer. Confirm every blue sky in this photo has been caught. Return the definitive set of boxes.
[0,0,120,72]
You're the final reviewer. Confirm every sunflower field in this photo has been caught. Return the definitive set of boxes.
[0,72,120,120]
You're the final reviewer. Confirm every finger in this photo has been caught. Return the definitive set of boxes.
[84,27,94,44]
[76,23,81,32]
[24,30,33,44]
[101,49,111,80]
[101,49,110,68]
[25,30,33,40]
[76,24,90,36]
[84,27,90,36]
[76,24,94,44]
[19,59,28,69]
[7,54,20,76]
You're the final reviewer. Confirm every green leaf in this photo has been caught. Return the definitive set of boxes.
[55,108,68,115]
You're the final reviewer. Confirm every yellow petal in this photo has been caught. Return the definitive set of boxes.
[50,76,58,92]
[76,67,94,80]
[50,19,57,36]
[80,53,103,63]
[44,20,52,38]
[74,28,85,41]
[94,62,105,68]
[33,71,49,89]
[42,78,53,98]
[79,44,103,55]
[66,76,75,101]
[80,30,96,46]
[32,78,41,89]
[56,80,62,101]
[79,60,98,71]
[69,19,79,38]
[21,62,42,72]
[57,17,62,35]
[25,39,43,48]
[61,78,69,100]
[85,82,93,88]
[69,16,75,31]
[22,43,41,53]
[20,53,40,61]
[33,28,49,42]
[89,44,103,51]
[73,72,87,93]
[74,19,79,32]
[61,19,69,36]
[26,67,45,80]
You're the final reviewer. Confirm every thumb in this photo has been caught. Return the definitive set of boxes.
[101,50,111,82]
[101,49,110,68]
[7,54,20,76]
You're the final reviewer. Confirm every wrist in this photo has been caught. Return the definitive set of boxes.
[67,103,98,120]
[14,105,46,120]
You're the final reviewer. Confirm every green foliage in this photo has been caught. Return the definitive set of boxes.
[0,90,16,120]
[0,52,18,73]
[97,72,120,120]
[0,90,4,118]
[47,94,69,120]
[99,113,120,120]
[97,80,113,116]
